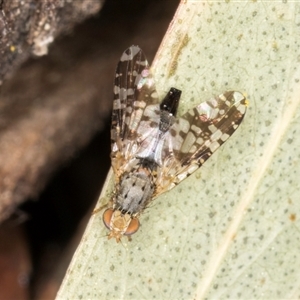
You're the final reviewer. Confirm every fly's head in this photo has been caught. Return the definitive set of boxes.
[102,208,140,242]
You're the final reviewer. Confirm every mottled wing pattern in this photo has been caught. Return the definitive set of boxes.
[111,45,160,175]
[155,91,247,195]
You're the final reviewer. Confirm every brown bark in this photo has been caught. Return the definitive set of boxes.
[0,224,31,300]
[0,0,102,221]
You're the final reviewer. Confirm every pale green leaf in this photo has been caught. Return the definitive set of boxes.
[57,1,300,299]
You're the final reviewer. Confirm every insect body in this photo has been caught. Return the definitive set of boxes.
[103,45,247,242]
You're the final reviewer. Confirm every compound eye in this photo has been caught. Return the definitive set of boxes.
[124,218,140,236]
[102,208,113,230]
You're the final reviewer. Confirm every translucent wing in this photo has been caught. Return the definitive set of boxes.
[154,91,247,195]
[111,45,160,177]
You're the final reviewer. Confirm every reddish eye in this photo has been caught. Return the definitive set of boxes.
[103,208,113,229]
[103,208,140,235]
[124,218,140,236]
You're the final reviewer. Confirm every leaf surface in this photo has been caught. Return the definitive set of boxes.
[57,1,300,299]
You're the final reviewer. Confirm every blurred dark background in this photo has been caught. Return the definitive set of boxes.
[0,0,179,299]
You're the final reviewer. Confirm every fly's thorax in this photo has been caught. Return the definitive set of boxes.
[102,163,155,242]
[116,169,155,214]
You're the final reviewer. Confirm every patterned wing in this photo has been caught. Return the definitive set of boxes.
[111,45,160,176]
[155,91,247,195]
